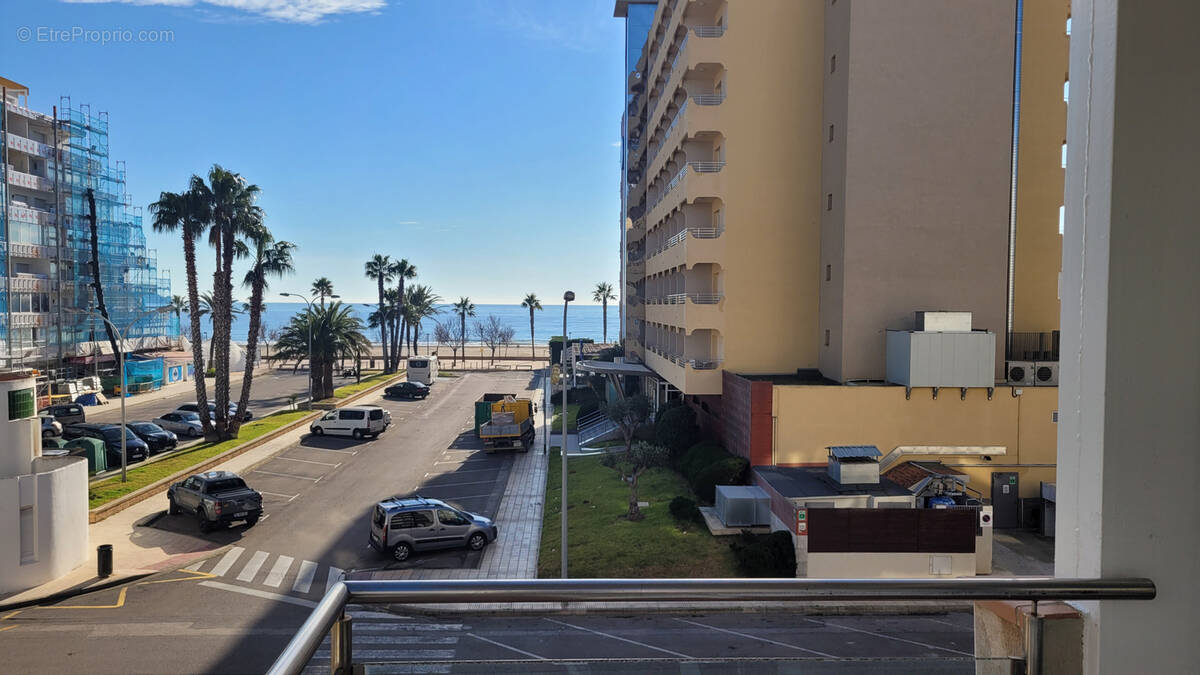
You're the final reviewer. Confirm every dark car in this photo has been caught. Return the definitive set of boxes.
[384,381,429,400]
[168,471,262,532]
[128,421,178,455]
[63,423,150,466]
[39,402,86,426]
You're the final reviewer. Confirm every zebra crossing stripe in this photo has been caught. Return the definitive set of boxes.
[263,555,294,588]
[182,560,205,572]
[209,547,245,576]
[236,550,270,582]
[292,560,318,594]
[325,566,345,594]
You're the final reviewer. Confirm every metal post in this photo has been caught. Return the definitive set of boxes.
[1024,601,1044,675]
[329,613,352,675]
[118,332,127,481]
[561,290,573,579]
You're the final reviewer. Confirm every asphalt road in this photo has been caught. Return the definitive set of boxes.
[0,371,979,674]
[85,368,315,425]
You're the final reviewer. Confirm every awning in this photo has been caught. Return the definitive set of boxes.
[575,360,655,377]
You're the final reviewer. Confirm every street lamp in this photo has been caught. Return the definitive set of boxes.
[66,305,173,482]
[280,292,339,408]
[561,289,574,579]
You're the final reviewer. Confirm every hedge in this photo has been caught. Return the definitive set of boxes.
[730,531,797,578]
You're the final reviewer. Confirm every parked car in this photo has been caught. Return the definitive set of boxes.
[153,411,205,437]
[62,423,150,466]
[40,414,63,439]
[309,406,387,439]
[39,402,86,426]
[369,496,497,562]
[384,381,429,400]
[175,401,253,422]
[167,470,262,532]
[128,421,178,455]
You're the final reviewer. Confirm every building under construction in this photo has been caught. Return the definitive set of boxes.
[0,76,176,382]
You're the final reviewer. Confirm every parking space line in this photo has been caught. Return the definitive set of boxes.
[209,547,245,576]
[803,617,974,656]
[259,490,299,501]
[419,479,497,489]
[543,618,692,658]
[199,581,318,609]
[236,550,270,582]
[274,456,341,468]
[263,555,294,588]
[673,618,838,658]
[466,632,546,659]
[292,560,318,594]
[434,459,492,466]
[413,492,493,500]
[302,447,357,455]
[253,469,321,481]
[423,468,498,477]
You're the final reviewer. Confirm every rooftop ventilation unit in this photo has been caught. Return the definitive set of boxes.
[1034,362,1059,386]
[1006,361,1035,386]
[714,486,771,527]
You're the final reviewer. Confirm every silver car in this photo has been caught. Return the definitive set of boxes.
[368,496,497,562]
[153,411,205,438]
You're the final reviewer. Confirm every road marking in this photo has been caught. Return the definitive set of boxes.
[673,618,838,658]
[466,632,546,659]
[353,623,463,632]
[198,580,318,608]
[292,560,318,594]
[182,560,205,572]
[259,490,299,501]
[542,618,692,658]
[274,456,340,467]
[412,492,493,500]
[237,550,270,582]
[0,625,17,633]
[433,459,493,466]
[209,546,245,576]
[312,649,455,660]
[137,568,215,585]
[264,555,295,588]
[303,446,358,455]
[325,635,459,645]
[325,566,345,594]
[803,617,974,657]
[424,468,497,476]
[419,479,497,489]
[1,611,22,621]
[39,586,128,610]
[253,469,321,481]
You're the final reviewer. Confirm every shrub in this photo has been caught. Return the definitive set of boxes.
[730,531,796,578]
[691,455,749,503]
[655,404,698,462]
[678,441,730,483]
[669,496,702,523]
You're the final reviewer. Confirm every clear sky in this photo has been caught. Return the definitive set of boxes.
[4,0,624,305]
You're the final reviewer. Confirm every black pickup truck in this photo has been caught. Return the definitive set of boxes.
[167,471,263,533]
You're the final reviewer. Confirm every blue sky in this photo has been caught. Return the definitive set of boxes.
[4,0,624,304]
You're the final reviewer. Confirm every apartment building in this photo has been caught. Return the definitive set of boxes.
[616,0,1069,505]
[1,77,175,374]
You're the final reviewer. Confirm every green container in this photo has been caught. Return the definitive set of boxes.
[474,393,513,436]
[65,437,107,474]
[42,437,66,449]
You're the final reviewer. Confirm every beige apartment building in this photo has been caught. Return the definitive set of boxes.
[616,0,1069,503]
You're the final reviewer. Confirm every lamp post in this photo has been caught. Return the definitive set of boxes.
[561,289,574,579]
[67,305,172,482]
[281,292,338,408]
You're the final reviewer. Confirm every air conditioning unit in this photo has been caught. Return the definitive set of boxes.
[1006,361,1035,386]
[1034,362,1059,386]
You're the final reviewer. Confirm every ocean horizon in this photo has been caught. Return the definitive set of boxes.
[209,302,620,346]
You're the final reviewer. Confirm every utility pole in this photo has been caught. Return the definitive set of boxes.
[560,290,574,579]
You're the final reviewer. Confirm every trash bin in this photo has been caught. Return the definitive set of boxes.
[97,544,113,577]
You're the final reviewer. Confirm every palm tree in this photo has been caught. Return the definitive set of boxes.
[453,297,475,367]
[192,165,263,439]
[232,231,295,433]
[521,293,542,361]
[269,302,369,400]
[311,277,334,307]
[593,282,617,344]
[388,258,416,363]
[150,182,213,434]
[365,254,393,372]
[169,295,187,343]
[404,284,441,355]
[196,292,243,365]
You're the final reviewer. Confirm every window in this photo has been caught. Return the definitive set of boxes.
[826,264,832,282]
[826,193,833,211]
[340,409,365,420]
[437,509,469,526]
[825,329,831,347]
[206,478,247,493]
[1062,142,1067,168]
[830,54,836,73]
[829,124,834,143]
[391,510,434,529]
[369,409,384,420]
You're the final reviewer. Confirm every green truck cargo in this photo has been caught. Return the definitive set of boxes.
[475,393,535,452]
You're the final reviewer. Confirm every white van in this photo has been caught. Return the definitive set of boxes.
[309,406,388,439]
[407,355,438,385]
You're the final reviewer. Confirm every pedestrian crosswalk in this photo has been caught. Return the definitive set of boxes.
[300,610,469,674]
[183,547,345,600]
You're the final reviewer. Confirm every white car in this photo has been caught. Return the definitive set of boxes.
[153,411,205,437]
[309,406,387,440]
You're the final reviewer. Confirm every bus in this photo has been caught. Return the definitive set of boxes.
[406,355,438,385]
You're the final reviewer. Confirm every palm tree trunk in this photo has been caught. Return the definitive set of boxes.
[529,310,535,361]
[183,234,213,435]
[213,225,237,439]
[460,316,466,368]
[322,359,335,399]
[377,278,389,373]
[231,261,265,436]
[602,300,608,344]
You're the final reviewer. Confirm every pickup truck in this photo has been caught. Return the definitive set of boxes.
[168,470,263,533]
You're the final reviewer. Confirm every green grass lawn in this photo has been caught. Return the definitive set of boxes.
[550,403,581,433]
[332,370,401,399]
[538,451,737,578]
[87,410,313,509]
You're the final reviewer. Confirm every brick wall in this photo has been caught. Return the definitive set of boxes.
[720,372,774,466]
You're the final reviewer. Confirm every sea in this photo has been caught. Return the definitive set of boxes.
[222,303,620,345]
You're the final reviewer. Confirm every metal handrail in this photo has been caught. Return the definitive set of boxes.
[268,577,1155,675]
[691,25,726,38]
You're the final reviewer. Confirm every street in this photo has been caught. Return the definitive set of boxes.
[1,371,977,674]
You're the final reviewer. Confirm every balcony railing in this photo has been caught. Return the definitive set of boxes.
[651,100,688,165]
[663,292,722,305]
[690,25,726,38]
[268,578,1156,675]
[692,92,725,105]
[650,161,725,215]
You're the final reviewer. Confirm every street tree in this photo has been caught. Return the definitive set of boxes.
[521,292,542,361]
[601,440,669,521]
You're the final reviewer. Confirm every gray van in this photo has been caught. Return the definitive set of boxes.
[40,402,86,426]
[368,496,497,562]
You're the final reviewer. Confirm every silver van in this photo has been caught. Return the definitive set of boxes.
[368,496,497,562]
[310,406,387,440]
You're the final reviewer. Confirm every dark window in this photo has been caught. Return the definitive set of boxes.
[391,510,434,529]
[436,509,469,526]
[825,329,831,347]
[369,409,384,420]
[373,506,386,528]
[826,264,832,281]
[830,54,836,73]
[828,124,834,142]
[340,409,365,420]
[826,193,833,211]
[205,478,247,493]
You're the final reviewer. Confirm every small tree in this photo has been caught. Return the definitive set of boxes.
[655,403,698,463]
[498,324,515,358]
[605,394,651,452]
[474,315,505,366]
[434,319,457,366]
[601,440,669,521]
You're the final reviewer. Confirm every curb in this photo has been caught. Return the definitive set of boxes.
[0,572,154,612]
[86,371,407,524]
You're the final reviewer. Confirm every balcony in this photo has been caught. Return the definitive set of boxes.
[6,203,56,227]
[647,226,723,276]
[627,215,647,243]
[646,292,723,331]
[648,161,725,228]
[5,165,55,192]
[3,130,56,158]
[627,261,645,281]
[645,346,723,394]
[1,275,54,292]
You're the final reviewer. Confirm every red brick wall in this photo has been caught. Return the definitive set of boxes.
[720,372,775,466]
[754,471,797,531]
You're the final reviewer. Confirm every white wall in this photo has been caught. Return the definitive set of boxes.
[0,456,89,595]
[1057,1,1200,672]
[807,552,975,579]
